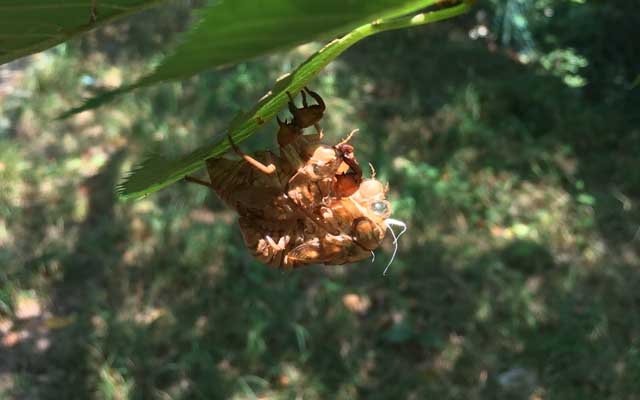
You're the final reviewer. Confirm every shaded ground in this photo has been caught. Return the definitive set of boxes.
[1,2,639,399]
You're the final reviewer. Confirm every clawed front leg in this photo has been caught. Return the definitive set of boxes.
[332,129,363,197]
[287,91,298,118]
[286,87,326,132]
[228,135,276,174]
[304,87,325,110]
[304,87,326,135]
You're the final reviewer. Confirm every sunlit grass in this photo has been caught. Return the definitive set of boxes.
[0,3,639,399]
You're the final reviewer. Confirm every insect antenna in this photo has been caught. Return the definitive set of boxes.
[368,163,376,179]
[337,129,359,146]
[382,218,408,276]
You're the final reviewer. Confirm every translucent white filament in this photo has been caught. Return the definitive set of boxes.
[382,218,408,275]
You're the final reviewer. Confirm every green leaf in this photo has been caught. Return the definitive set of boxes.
[141,0,451,82]
[0,0,168,66]
[116,0,473,200]
[61,0,459,117]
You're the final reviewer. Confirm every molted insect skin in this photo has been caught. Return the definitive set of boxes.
[194,88,394,269]
[206,135,343,217]
[231,174,391,269]
[206,140,391,269]
[333,172,361,197]
[276,116,300,148]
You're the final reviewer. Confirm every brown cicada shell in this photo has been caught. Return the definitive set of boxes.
[186,88,405,271]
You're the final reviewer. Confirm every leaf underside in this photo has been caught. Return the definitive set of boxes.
[140,0,447,84]
[59,0,442,117]
[116,0,473,200]
[0,0,167,66]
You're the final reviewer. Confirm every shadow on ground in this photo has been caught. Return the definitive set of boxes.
[1,8,639,400]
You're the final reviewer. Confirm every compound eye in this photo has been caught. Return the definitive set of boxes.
[371,200,391,217]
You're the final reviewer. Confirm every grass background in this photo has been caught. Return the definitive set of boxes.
[1,0,639,399]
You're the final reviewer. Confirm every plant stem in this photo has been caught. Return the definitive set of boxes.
[372,0,475,33]
[315,0,474,72]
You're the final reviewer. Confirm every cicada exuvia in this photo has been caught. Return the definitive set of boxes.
[186,88,406,272]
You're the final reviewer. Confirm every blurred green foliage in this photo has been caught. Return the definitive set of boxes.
[0,0,639,399]
[0,0,170,66]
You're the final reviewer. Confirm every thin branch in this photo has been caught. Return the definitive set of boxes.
[372,0,475,34]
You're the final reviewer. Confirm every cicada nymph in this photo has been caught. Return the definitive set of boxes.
[185,88,406,272]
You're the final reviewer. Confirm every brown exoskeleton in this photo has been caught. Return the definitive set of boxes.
[186,88,405,271]
[276,87,326,147]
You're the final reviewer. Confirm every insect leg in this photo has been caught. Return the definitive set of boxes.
[227,135,276,174]
[304,87,325,111]
[335,130,360,172]
[287,91,298,116]
[306,87,324,134]
[342,152,362,180]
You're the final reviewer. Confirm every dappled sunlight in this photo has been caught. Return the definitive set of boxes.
[391,140,617,275]
[98,364,133,400]
[431,333,465,373]
[1,1,639,398]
